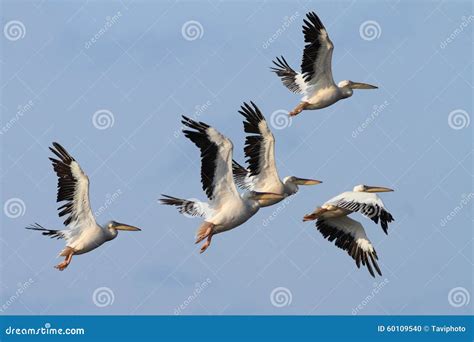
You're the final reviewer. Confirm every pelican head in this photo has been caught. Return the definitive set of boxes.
[107,220,141,234]
[353,184,394,193]
[338,80,378,98]
[283,176,322,195]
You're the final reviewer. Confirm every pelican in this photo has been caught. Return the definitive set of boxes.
[271,11,377,116]
[160,116,283,253]
[26,142,141,271]
[303,185,394,277]
[232,101,322,207]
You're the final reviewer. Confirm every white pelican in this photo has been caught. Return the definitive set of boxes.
[26,142,140,271]
[303,185,394,277]
[271,11,377,116]
[160,116,283,253]
[232,101,322,207]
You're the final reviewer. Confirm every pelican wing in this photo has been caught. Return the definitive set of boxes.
[232,160,253,191]
[234,102,281,190]
[316,216,382,277]
[271,56,308,94]
[49,142,97,240]
[326,192,394,234]
[300,11,335,89]
[159,195,212,218]
[182,116,240,206]
[26,223,66,240]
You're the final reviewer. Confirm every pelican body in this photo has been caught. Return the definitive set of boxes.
[26,142,140,271]
[303,185,394,277]
[160,116,283,253]
[232,102,321,207]
[271,11,377,116]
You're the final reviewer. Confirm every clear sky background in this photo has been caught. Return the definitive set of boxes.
[0,0,472,315]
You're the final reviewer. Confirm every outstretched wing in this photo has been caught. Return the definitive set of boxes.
[25,223,65,240]
[159,195,212,218]
[325,191,394,234]
[316,216,382,277]
[237,102,281,191]
[49,142,98,240]
[270,56,308,94]
[181,116,240,207]
[300,11,335,89]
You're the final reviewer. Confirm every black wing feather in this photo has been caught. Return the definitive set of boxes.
[334,200,394,235]
[270,56,302,93]
[25,223,65,240]
[316,219,382,278]
[181,116,218,201]
[159,195,204,217]
[238,102,266,177]
[49,142,79,226]
[301,11,326,83]
[232,160,251,190]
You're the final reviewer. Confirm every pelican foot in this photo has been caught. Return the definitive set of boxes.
[54,261,69,271]
[199,234,213,254]
[195,222,214,244]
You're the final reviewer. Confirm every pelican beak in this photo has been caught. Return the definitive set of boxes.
[114,223,141,231]
[351,82,378,90]
[365,186,394,193]
[251,192,285,201]
[293,177,322,186]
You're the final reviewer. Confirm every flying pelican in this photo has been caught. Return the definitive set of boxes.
[232,101,322,207]
[303,185,394,277]
[26,142,141,271]
[271,11,377,116]
[160,116,283,253]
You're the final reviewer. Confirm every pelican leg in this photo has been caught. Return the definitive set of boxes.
[289,102,309,116]
[200,233,213,254]
[55,247,74,271]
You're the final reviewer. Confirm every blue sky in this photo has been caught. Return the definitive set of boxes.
[0,0,472,315]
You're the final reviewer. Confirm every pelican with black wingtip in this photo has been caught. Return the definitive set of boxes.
[26,142,141,271]
[160,116,284,253]
[232,101,322,207]
[302,185,394,277]
[271,11,377,116]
